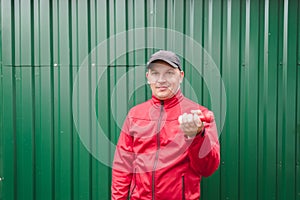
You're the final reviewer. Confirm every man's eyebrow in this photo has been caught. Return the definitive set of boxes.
[167,69,176,72]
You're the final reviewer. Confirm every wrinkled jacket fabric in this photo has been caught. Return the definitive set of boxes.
[111,90,220,200]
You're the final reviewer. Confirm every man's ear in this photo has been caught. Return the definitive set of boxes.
[146,72,150,84]
[179,71,184,83]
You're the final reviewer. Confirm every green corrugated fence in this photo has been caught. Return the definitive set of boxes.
[0,0,299,200]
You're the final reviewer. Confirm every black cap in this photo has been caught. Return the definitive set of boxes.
[147,50,182,71]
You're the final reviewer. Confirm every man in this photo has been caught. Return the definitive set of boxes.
[111,50,220,200]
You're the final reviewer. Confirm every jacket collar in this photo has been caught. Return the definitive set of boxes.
[151,89,184,109]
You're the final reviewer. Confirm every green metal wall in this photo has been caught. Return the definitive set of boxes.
[0,0,299,200]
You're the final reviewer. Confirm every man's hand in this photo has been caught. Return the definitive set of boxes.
[178,110,204,137]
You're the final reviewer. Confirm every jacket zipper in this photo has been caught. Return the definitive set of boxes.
[129,168,136,198]
[182,176,185,200]
[152,101,164,200]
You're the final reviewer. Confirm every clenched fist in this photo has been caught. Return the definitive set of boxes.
[178,110,204,137]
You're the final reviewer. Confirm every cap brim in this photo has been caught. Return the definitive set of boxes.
[147,59,181,71]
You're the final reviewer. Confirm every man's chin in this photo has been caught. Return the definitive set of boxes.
[155,92,174,100]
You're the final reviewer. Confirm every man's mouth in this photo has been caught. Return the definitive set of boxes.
[157,86,169,89]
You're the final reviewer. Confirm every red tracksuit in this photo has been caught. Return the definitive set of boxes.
[112,90,220,200]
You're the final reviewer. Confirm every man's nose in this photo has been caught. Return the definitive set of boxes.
[157,75,166,82]
[157,74,167,82]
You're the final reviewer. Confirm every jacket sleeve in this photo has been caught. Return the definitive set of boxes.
[111,116,135,200]
[187,111,220,177]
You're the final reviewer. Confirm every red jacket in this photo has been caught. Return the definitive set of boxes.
[111,90,220,200]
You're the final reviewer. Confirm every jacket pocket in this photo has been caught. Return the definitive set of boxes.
[182,175,185,200]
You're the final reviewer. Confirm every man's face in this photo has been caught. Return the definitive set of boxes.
[146,61,184,100]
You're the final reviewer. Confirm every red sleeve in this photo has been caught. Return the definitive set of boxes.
[111,117,135,200]
[187,111,220,177]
